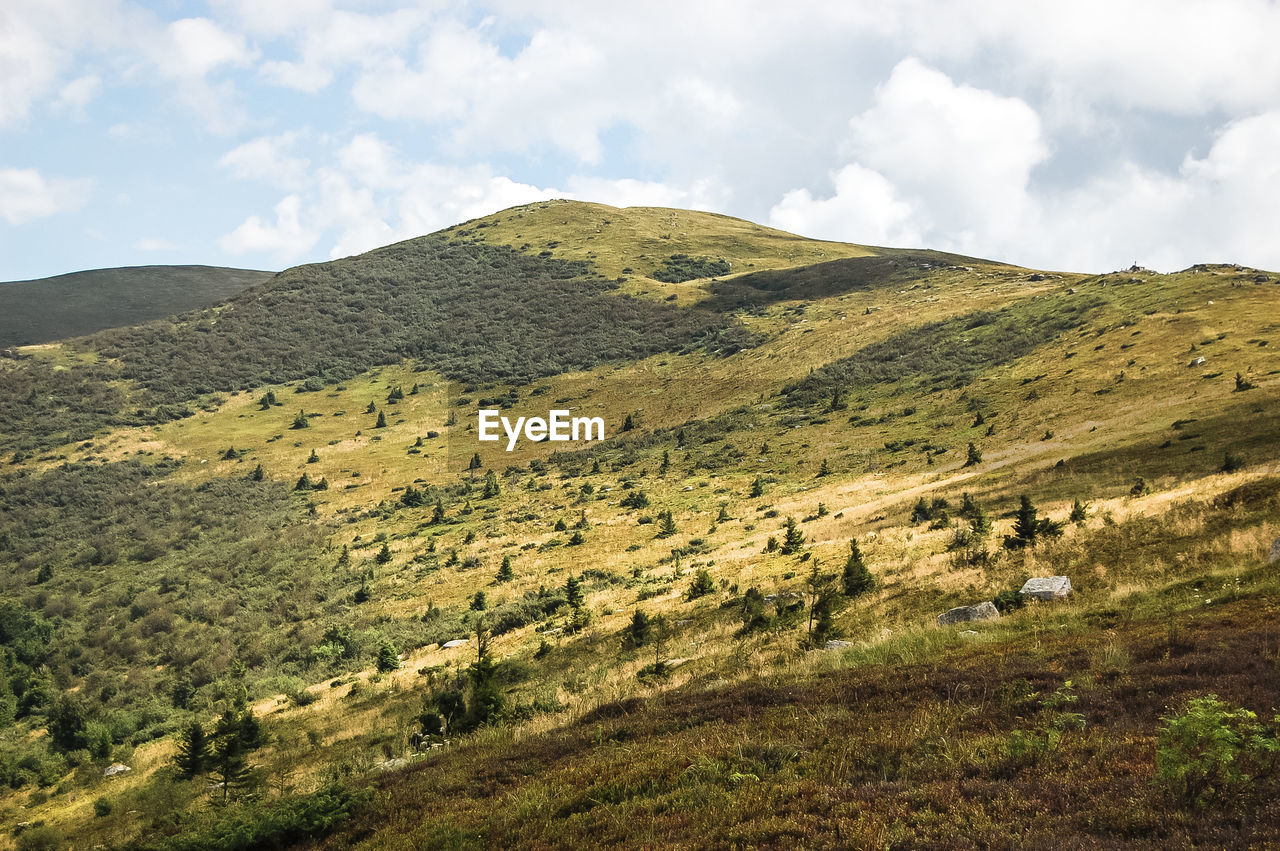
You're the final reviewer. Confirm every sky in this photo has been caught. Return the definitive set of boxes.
[3,0,1280,281]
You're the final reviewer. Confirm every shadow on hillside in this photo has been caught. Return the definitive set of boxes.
[701,249,1002,311]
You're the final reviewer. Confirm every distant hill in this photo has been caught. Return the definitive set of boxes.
[0,264,273,347]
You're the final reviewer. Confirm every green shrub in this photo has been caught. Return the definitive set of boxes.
[1155,695,1279,807]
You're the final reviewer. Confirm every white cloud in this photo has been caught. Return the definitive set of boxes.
[770,164,922,247]
[216,133,560,262]
[55,74,100,110]
[0,167,91,224]
[563,176,725,212]
[157,17,256,78]
[136,237,178,251]
[1036,111,1280,272]
[220,133,310,189]
[219,194,318,260]
[768,59,1045,257]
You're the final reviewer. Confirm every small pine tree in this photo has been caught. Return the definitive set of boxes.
[780,517,805,555]
[249,463,264,482]
[387,386,404,402]
[375,640,399,673]
[222,446,238,461]
[174,720,209,778]
[910,497,932,523]
[1004,494,1063,549]
[805,564,843,648]
[291,410,309,429]
[375,410,387,428]
[660,450,670,474]
[1009,495,1039,547]
[554,518,568,532]
[817,459,830,477]
[568,530,586,546]
[337,545,350,568]
[469,591,487,611]
[750,476,765,498]
[376,543,392,564]
[964,442,982,467]
[972,411,985,427]
[295,473,313,491]
[842,540,874,598]
[495,555,514,583]
[307,448,320,463]
[565,574,584,609]
[969,503,992,537]
[1069,499,1089,524]
[716,504,731,523]
[656,509,678,538]
[210,708,258,802]
[626,609,652,648]
[365,401,377,414]
[591,458,601,474]
[468,453,482,475]
[1234,372,1256,391]
[622,414,635,431]
[483,469,499,498]
[259,390,277,410]
[686,568,715,600]
[431,500,446,524]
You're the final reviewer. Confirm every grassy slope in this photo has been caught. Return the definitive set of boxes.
[0,265,272,348]
[2,204,1280,847]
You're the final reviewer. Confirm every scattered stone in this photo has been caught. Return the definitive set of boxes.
[103,763,131,778]
[440,639,469,649]
[1019,576,1073,601]
[1027,273,1046,281]
[1270,537,1280,565]
[824,640,853,650]
[937,601,1000,626]
[960,630,979,637]
[1189,356,1206,367]
[375,757,411,772]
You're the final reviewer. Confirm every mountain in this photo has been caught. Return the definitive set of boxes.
[1,201,1278,848]
[0,264,273,348]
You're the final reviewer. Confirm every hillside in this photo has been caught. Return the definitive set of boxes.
[1,202,1279,849]
[0,265,272,348]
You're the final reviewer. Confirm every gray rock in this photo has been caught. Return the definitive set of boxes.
[937,601,1000,626]
[1019,576,1073,601]
[440,639,469,649]
[103,763,131,777]
[1270,537,1280,565]
[1189,356,1206,367]
[824,640,853,650]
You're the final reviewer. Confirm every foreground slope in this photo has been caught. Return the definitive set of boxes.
[1,203,1279,848]
[0,265,272,348]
